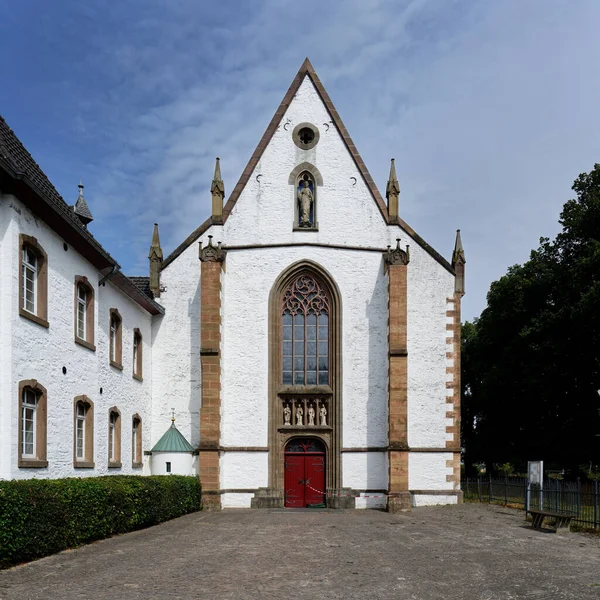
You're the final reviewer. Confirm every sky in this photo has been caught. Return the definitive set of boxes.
[1,0,600,321]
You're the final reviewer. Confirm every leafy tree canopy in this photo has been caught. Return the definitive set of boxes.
[462,164,600,476]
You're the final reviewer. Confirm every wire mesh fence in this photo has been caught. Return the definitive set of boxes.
[461,476,600,529]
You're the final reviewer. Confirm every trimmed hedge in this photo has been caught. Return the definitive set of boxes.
[0,475,201,568]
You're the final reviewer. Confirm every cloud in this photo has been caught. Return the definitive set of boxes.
[4,0,600,319]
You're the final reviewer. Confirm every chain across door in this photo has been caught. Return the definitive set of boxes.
[284,438,326,508]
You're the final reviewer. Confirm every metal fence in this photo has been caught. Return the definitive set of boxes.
[461,476,600,529]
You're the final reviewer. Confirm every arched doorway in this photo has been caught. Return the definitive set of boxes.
[284,438,326,508]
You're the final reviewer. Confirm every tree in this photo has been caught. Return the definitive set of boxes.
[462,164,600,475]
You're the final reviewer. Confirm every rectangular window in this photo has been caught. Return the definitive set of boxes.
[76,403,86,459]
[77,285,87,339]
[22,248,37,314]
[132,420,139,463]
[108,414,116,462]
[21,389,37,458]
[166,461,171,473]
[110,317,117,362]
[133,332,142,377]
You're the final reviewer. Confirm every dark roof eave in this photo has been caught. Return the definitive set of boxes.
[110,271,165,316]
[0,158,118,270]
[1,159,164,314]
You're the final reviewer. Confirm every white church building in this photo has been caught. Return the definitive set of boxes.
[0,59,465,510]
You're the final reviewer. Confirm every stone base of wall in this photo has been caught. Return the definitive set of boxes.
[201,491,222,510]
[251,488,284,509]
[251,487,357,509]
[387,491,412,512]
[327,488,356,509]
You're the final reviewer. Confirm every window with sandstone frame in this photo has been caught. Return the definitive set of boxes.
[108,407,122,468]
[74,276,95,350]
[73,395,94,468]
[18,234,48,328]
[18,380,48,468]
[109,308,123,369]
[132,414,142,468]
[132,329,142,380]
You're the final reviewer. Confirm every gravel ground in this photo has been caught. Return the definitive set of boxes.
[1,503,599,599]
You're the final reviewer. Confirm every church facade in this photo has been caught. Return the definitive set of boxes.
[0,59,465,511]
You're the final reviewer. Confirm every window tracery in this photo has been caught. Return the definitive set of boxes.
[281,274,329,386]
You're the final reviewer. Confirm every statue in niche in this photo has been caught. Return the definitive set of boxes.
[283,404,291,426]
[297,178,314,227]
[320,405,327,426]
[296,405,304,426]
[308,404,315,426]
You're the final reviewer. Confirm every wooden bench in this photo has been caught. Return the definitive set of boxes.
[528,510,574,533]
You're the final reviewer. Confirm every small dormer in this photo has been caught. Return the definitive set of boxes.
[73,180,94,228]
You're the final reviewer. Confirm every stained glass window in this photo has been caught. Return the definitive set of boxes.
[282,275,329,386]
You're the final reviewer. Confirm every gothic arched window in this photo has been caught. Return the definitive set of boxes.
[281,274,329,386]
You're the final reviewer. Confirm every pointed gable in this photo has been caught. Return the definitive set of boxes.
[222,58,389,223]
[163,59,453,274]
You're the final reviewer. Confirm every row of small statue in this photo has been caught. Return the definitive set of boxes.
[283,403,327,427]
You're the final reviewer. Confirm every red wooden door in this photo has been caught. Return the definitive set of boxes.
[284,439,326,508]
[284,455,305,508]
[304,454,326,506]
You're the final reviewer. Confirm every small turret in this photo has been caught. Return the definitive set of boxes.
[148,223,163,298]
[211,157,225,223]
[386,158,400,221]
[73,180,94,227]
[452,229,466,296]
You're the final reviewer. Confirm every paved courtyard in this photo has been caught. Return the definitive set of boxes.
[1,503,599,599]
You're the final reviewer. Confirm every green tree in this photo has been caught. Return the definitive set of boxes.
[462,164,600,475]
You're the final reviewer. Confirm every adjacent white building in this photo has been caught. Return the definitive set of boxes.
[0,59,465,510]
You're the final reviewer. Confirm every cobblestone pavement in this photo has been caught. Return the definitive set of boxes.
[1,503,600,600]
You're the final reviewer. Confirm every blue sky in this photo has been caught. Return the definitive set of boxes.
[1,0,600,320]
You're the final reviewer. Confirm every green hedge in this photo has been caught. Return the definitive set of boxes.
[0,475,201,568]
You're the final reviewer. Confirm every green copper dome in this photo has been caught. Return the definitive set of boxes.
[151,420,195,453]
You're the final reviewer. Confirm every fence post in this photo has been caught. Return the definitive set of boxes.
[555,479,559,512]
[504,475,508,505]
[594,478,599,530]
[478,476,482,503]
[489,475,493,503]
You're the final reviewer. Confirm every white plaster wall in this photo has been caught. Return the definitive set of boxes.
[155,73,457,499]
[407,251,455,448]
[151,238,203,447]
[220,452,268,489]
[412,494,458,507]
[151,451,194,476]
[3,195,153,480]
[408,452,454,491]
[342,452,388,490]
[221,493,254,508]
[219,246,389,453]
[0,196,15,480]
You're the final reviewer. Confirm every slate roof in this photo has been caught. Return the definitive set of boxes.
[0,114,164,315]
[74,192,94,224]
[151,421,195,453]
[129,276,153,298]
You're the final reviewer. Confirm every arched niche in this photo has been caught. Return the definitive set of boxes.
[289,163,323,231]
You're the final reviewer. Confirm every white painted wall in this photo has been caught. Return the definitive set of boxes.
[2,194,153,480]
[154,74,457,508]
[0,196,15,480]
[151,238,203,448]
[1,71,458,510]
[151,451,194,476]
